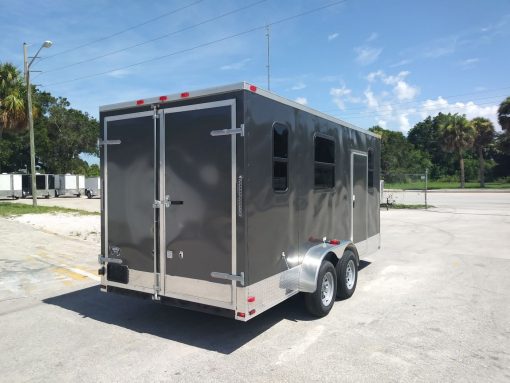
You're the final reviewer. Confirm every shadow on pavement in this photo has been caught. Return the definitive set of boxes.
[43,286,313,354]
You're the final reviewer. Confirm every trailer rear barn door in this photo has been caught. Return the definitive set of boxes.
[161,100,236,308]
[104,111,157,292]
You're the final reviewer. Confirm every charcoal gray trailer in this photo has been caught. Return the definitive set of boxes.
[98,82,380,321]
[0,173,22,199]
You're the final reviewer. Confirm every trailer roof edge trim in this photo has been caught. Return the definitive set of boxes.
[99,82,380,139]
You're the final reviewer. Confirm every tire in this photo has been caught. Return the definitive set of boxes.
[336,250,358,300]
[86,190,92,199]
[304,261,337,317]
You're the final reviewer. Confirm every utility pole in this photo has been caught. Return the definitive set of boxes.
[23,43,37,207]
[23,40,52,207]
[266,24,270,91]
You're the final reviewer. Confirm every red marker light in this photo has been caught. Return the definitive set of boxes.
[249,85,257,92]
[180,92,189,98]
[247,296,255,303]
[136,99,144,105]
[249,309,256,315]
[159,96,168,101]
[237,312,246,318]
[329,239,340,245]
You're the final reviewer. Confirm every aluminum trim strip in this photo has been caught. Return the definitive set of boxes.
[100,82,379,139]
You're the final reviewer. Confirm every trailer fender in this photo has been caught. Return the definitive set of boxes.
[298,240,357,293]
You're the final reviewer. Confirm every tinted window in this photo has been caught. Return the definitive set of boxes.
[314,136,335,189]
[368,149,374,188]
[273,123,288,192]
[36,175,46,189]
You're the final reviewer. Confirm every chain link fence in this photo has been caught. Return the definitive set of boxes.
[381,171,428,208]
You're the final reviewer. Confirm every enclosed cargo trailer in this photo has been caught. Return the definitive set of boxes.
[98,82,381,321]
[55,174,85,197]
[22,174,55,198]
[85,177,100,198]
[0,173,22,199]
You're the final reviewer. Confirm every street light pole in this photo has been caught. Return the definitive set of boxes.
[23,41,52,207]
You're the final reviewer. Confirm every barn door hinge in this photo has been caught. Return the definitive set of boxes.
[98,139,121,146]
[210,123,244,137]
[211,271,245,286]
[153,195,170,208]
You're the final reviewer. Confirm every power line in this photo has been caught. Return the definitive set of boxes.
[39,0,267,75]
[40,0,205,61]
[42,0,348,87]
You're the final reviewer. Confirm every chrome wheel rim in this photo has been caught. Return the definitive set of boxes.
[321,271,334,306]
[345,260,355,290]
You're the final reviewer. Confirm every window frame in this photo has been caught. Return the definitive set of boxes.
[368,148,374,190]
[272,121,289,193]
[313,133,336,190]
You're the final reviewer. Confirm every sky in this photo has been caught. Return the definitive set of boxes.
[1,0,509,164]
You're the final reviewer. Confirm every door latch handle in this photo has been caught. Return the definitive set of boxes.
[170,200,183,205]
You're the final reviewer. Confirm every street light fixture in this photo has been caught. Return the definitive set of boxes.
[23,40,52,207]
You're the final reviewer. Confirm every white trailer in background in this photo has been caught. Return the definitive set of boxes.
[85,177,100,198]
[55,174,85,197]
[0,174,22,199]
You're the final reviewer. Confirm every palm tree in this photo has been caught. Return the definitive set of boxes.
[498,97,510,132]
[439,114,475,188]
[0,63,27,139]
[471,117,495,187]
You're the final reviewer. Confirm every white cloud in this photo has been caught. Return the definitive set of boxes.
[394,80,419,101]
[295,97,308,105]
[364,88,379,109]
[330,85,360,110]
[459,57,479,69]
[377,120,387,129]
[354,46,383,65]
[366,32,378,42]
[420,97,499,126]
[107,69,130,78]
[291,82,306,90]
[220,58,251,70]
[365,70,419,101]
[398,113,411,132]
[328,32,339,41]
[390,59,412,67]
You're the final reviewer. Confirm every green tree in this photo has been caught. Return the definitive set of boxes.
[86,164,100,177]
[0,63,26,139]
[438,114,475,188]
[369,125,431,179]
[407,113,457,179]
[498,96,510,132]
[471,117,495,187]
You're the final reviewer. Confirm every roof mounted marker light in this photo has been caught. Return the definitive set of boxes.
[249,309,256,316]
[247,296,255,303]
[329,239,340,245]
[249,85,257,92]
[180,92,189,98]
[159,96,168,101]
[237,312,246,318]
[136,99,144,105]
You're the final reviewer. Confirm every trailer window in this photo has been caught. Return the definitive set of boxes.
[314,136,335,189]
[273,123,288,191]
[368,149,374,189]
[36,175,46,189]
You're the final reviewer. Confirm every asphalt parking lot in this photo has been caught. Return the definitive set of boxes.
[0,193,509,382]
